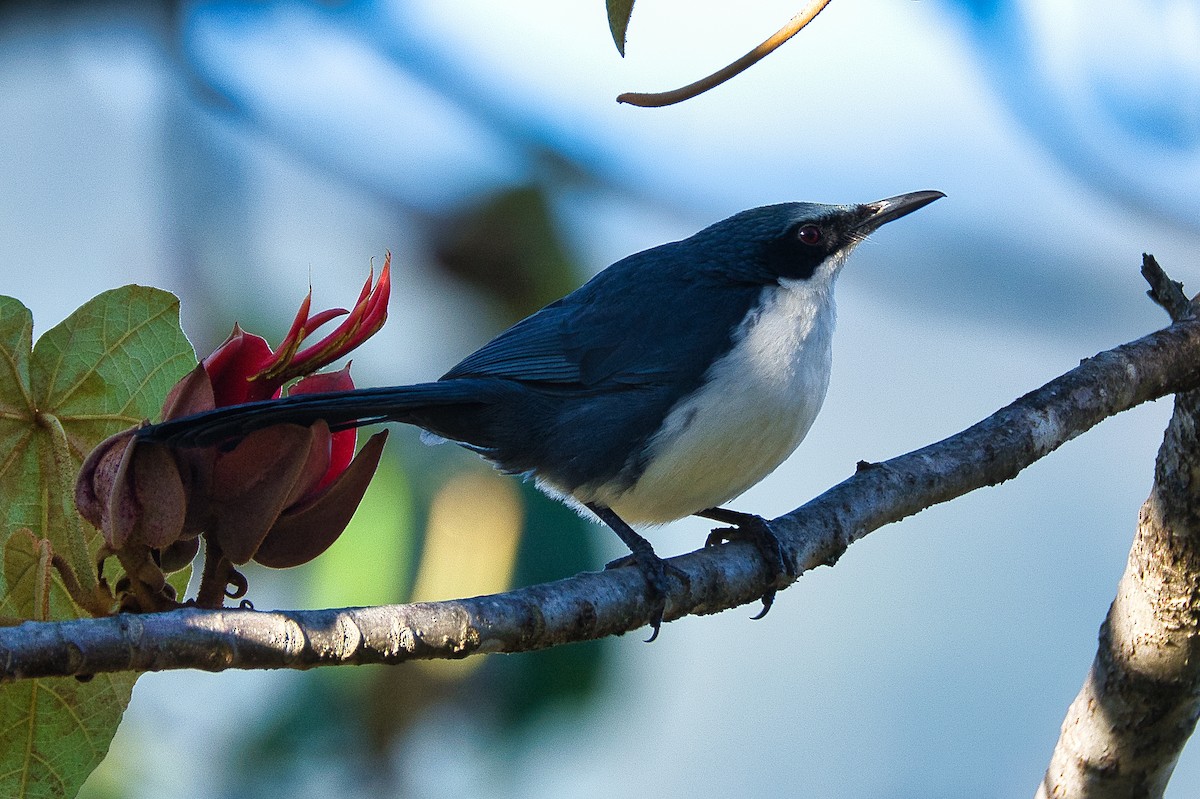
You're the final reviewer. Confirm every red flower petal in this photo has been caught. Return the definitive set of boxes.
[208,424,316,564]
[303,307,350,333]
[253,288,349,384]
[289,365,357,496]
[202,325,280,405]
[160,365,216,420]
[286,254,391,379]
[280,420,334,510]
[253,430,388,568]
[288,363,355,394]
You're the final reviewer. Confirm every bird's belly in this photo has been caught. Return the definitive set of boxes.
[604,397,821,523]
[581,279,835,524]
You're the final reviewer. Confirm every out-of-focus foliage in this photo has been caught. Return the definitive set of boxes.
[219,483,605,799]
[299,454,418,610]
[433,185,582,321]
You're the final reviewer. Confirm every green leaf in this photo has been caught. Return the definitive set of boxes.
[31,286,196,474]
[606,0,635,56]
[0,287,195,596]
[0,673,137,799]
[2,530,53,621]
[0,287,194,799]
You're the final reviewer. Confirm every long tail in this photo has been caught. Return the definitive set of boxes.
[137,380,494,448]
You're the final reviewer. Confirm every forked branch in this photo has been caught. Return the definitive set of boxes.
[1038,258,1200,799]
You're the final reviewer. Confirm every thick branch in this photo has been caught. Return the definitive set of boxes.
[1037,276,1200,799]
[2,304,1200,681]
[1037,390,1200,798]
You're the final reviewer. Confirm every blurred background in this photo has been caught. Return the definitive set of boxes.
[3,0,1200,795]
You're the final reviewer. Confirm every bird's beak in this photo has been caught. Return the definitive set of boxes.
[854,190,945,232]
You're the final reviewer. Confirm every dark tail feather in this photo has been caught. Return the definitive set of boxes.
[137,381,492,448]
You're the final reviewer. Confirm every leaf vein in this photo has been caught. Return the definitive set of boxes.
[45,300,177,410]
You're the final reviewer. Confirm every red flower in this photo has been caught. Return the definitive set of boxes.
[204,256,390,402]
[76,257,392,611]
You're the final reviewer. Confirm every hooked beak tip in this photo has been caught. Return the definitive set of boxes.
[856,190,945,231]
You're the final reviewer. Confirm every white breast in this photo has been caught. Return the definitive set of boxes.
[582,277,837,524]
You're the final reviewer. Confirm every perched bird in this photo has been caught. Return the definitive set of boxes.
[140,190,944,638]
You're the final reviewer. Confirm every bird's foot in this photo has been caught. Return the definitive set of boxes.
[589,502,689,641]
[604,550,688,642]
[701,510,795,619]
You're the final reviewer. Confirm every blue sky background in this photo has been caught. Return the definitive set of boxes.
[2,0,1199,796]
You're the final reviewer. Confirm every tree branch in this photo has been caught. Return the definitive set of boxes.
[3,267,1200,682]
[1141,253,1193,323]
[1037,264,1200,799]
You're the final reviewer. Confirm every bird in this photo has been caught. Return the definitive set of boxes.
[139,190,944,639]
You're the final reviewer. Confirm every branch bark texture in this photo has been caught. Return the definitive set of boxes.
[2,302,1200,682]
[1038,261,1200,799]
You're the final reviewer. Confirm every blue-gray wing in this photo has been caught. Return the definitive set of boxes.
[441,298,593,383]
[441,247,763,390]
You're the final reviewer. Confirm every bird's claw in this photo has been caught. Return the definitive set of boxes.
[705,514,794,619]
[749,588,776,621]
[605,551,688,642]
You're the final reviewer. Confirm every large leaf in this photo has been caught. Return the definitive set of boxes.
[1,529,137,799]
[0,288,194,799]
[0,289,194,588]
[0,672,136,799]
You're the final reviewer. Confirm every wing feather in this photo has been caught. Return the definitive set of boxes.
[441,246,760,390]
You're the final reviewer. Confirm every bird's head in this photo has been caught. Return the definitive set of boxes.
[693,190,945,286]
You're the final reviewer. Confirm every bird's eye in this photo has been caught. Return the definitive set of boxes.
[797,224,823,246]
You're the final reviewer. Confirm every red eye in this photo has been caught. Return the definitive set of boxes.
[797,224,823,245]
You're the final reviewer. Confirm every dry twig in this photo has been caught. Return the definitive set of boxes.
[617,0,834,107]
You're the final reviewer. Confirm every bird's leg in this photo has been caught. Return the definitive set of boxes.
[698,507,795,619]
[588,503,686,642]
